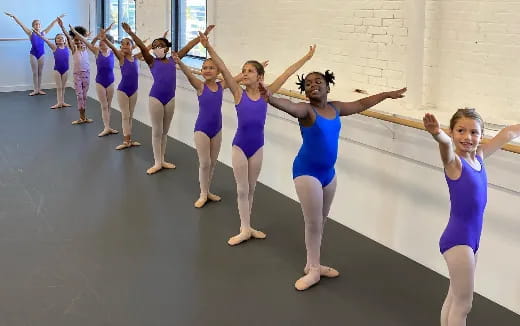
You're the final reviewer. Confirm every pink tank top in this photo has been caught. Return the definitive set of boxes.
[73,48,90,73]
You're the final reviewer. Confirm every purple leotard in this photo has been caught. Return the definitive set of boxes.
[117,57,139,97]
[194,82,223,139]
[29,32,45,59]
[232,91,267,158]
[149,57,176,105]
[53,47,69,75]
[440,155,487,254]
[95,51,115,88]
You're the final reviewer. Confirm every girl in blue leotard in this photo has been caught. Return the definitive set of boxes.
[175,54,269,208]
[423,109,520,326]
[261,72,406,290]
[199,33,316,246]
[5,12,65,96]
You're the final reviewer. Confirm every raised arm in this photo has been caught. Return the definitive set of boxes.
[267,45,315,93]
[199,32,242,103]
[177,24,215,59]
[57,17,74,52]
[173,54,204,93]
[423,113,458,172]
[99,30,123,62]
[91,22,114,46]
[4,12,32,36]
[479,124,520,158]
[32,29,56,51]
[333,87,407,116]
[259,82,308,118]
[42,14,65,34]
[70,25,99,55]
[122,22,153,65]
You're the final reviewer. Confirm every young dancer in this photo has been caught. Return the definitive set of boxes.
[4,12,65,95]
[70,25,118,136]
[423,109,520,326]
[123,22,215,174]
[99,29,142,149]
[175,55,268,208]
[198,33,317,246]
[56,18,92,124]
[260,71,406,290]
[33,30,71,108]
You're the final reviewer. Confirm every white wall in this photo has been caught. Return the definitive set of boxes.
[0,1,94,92]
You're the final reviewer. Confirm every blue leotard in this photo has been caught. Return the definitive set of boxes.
[292,103,341,187]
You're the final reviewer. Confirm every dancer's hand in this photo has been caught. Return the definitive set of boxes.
[57,17,64,27]
[198,32,209,48]
[122,22,132,34]
[98,29,106,40]
[171,52,180,64]
[387,87,407,99]
[261,60,269,68]
[304,44,316,60]
[203,24,215,36]
[423,113,441,135]
[259,82,272,102]
[58,13,66,19]
[162,29,169,38]
[4,12,14,18]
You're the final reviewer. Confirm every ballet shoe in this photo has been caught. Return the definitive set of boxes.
[295,267,321,291]
[72,118,93,125]
[304,265,340,278]
[227,228,266,246]
[194,196,208,208]
[146,165,162,175]
[162,161,176,169]
[208,193,221,202]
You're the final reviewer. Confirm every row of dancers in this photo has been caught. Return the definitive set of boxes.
[6,12,520,326]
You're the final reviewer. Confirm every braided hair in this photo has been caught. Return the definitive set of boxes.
[296,70,335,93]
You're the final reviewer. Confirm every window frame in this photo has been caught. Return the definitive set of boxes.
[97,0,137,43]
[171,0,208,60]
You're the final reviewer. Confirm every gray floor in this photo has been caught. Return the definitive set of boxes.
[0,88,519,326]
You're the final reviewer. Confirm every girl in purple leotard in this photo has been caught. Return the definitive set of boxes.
[175,54,269,208]
[199,33,316,246]
[123,23,215,175]
[5,12,65,96]
[423,109,520,326]
[70,23,119,136]
[100,28,145,150]
[35,31,72,109]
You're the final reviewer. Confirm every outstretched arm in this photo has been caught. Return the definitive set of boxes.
[32,29,56,51]
[122,22,153,65]
[42,13,65,34]
[480,124,520,158]
[4,12,32,36]
[199,32,242,103]
[91,22,114,46]
[70,25,99,55]
[259,82,309,119]
[267,45,315,93]
[57,17,74,52]
[423,113,457,171]
[177,24,215,59]
[173,54,204,94]
[333,87,407,116]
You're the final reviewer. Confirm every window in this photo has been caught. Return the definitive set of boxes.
[99,0,136,41]
[173,0,207,58]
